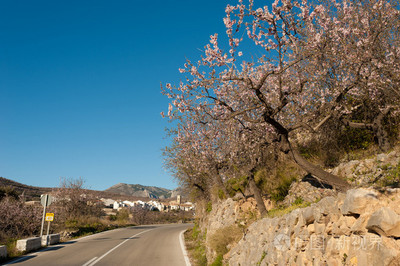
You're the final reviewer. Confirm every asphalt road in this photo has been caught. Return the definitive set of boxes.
[4,223,193,266]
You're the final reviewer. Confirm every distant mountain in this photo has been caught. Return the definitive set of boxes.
[0,176,188,201]
[170,187,189,199]
[104,183,173,199]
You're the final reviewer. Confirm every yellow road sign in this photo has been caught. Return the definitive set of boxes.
[45,213,54,222]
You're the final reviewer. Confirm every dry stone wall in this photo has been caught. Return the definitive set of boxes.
[227,188,400,265]
[203,197,275,262]
[202,149,400,265]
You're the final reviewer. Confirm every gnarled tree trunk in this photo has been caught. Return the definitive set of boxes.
[341,112,391,152]
[214,167,229,197]
[290,148,350,191]
[269,113,351,192]
[283,137,350,191]
[373,113,391,152]
[248,174,267,216]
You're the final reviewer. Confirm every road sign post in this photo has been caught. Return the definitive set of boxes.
[40,195,53,237]
[45,213,54,245]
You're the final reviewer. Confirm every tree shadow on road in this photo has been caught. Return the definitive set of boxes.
[125,225,157,230]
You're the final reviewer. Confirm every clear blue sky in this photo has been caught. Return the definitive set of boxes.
[0,0,229,190]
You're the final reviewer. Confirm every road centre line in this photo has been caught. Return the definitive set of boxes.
[83,228,154,266]
[76,227,126,242]
[82,257,98,266]
[180,230,191,266]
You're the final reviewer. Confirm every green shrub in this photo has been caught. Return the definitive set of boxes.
[194,243,208,266]
[257,251,267,266]
[116,209,130,222]
[192,223,201,239]
[211,254,223,266]
[65,219,79,229]
[206,202,213,213]
[294,197,304,205]
[3,238,22,259]
[380,162,400,187]
[338,126,374,152]
[253,164,299,203]
[108,214,117,221]
[185,221,207,266]
[217,189,226,200]
[226,176,248,197]
[270,173,296,202]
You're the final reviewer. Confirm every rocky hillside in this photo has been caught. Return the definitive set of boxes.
[104,183,173,199]
[0,177,52,200]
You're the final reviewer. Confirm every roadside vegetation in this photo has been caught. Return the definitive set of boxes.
[0,190,42,259]
[184,222,208,266]
[0,177,193,261]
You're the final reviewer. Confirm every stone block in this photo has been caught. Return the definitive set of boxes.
[341,188,379,215]
[366,207,400,237]
[41,234,60,246]
[314,222,326,235]
[331,216,355,236]
[350,214,369,235]
[16,237,41,252]
[317,196,337,215]
[302,206,318,225]
[0,245,7,258]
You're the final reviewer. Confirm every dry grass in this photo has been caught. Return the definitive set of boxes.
[208,224,243,256]
[267,198,312,218]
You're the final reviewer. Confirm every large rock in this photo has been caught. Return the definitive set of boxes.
[341,188,379,215]
[366,207,400,237]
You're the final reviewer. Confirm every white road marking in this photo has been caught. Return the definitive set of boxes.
[180,230,191,266]
[82,256,98,266]
[83,229,153,266]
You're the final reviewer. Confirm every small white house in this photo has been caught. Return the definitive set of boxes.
[147,200,164,211]
[100,198,116,208]
[123,200,135,207]
[113,201,127,210]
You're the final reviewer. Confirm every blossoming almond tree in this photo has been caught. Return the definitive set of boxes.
[163,121,227,201]
[164,115,274,214]
[300,0,400,152]
[163,0,399,194]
